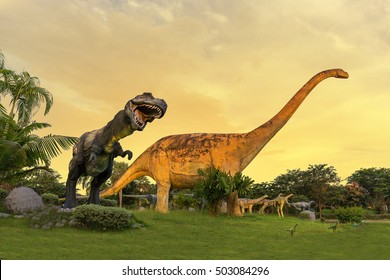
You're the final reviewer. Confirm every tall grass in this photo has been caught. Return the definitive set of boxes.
[0,210,389,260]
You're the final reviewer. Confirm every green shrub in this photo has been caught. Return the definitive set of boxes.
[335,207,365,223]
[30,184,66,198]
[75,197,117,207]
[100,198,118,207]
[174,192,196,210]
[72,205,139,231]
[41,193,60,205]
[365,214,390,220]
[76,197,88,205]
[194,167,233,216]
[0,189,9,212]
[0,188,9,201]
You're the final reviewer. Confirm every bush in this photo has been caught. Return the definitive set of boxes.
[30,184,66,198]
[75,197,117,207]
[174,192,196,210]
[365,214,390,220]
[41,193,60,205]
[72,205,139,231]
[194,167,233,216]
[335,207,365,223]
[100,198,118,207]
[0,188,9,201]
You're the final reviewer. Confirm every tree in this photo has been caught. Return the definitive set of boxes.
[227,172,254,216]
[21,170,66,197]
[0,52,77,183]
[272,168,306,197]
[0,52,52,126]
[348,168,390,213]
[301,164,340,218]
[194,167,232,216]
[194,167,253,216]
[343,182,369,207]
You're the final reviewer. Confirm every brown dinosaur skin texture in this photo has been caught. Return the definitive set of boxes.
[101,69,349,213]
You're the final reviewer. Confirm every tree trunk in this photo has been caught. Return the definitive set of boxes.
[227,191,242,216]
[209,200,220,217]
[119,189,123,208]
[318,201,323,219]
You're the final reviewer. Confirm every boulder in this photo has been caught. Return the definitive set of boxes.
[4,187,44,214]
[298,210,316,221]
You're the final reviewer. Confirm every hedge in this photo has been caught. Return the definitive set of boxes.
[72,204,138,231]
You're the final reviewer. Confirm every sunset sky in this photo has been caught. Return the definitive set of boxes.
[1,0,389,184]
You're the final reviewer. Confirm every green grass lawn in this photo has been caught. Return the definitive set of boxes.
[0,210,389,260]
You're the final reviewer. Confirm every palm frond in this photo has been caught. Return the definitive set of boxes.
[0,51,4,70]
[0,103,7,116]
[12,122,52,141]
[23,134,78,166]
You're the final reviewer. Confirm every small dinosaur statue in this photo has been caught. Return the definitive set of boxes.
[258,199,277,215]
[63,93,167,208]
[274,193,294,217]
[100,69,349,214]
[290,201,317,211]
[286,223,299,237]
[328,221,339,232]
[238,195,268,214]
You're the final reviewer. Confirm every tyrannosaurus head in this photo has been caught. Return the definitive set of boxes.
[125,92,168,131]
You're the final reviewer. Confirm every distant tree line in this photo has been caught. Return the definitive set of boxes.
[249,164,390,215]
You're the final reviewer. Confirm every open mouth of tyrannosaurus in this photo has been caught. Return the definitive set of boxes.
[132,103,164,130]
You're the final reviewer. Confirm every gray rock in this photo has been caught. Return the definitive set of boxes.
[0,212,10,218]
[41,224,51,230]
[13,215,25,219]
[299,210,316,221]
[130,223,143,229]
[31,215,41,221]
[58,208,74,213]
[5,187,44,214]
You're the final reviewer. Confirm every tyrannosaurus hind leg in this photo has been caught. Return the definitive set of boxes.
[64,158,83,208]
[88,167,113,205]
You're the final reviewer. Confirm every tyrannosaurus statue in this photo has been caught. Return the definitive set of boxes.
[100,69,349,214]
[63,92,167,208]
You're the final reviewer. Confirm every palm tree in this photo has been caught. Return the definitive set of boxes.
[0,52,77,183]
[0,114,77,182]
[194,167,233,216]
[227,172,254,216]
[1,69,53,126]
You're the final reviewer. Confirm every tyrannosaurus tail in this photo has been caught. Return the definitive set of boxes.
[99,150,151,198]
